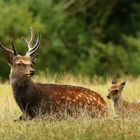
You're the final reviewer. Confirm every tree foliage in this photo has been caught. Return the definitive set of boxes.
[0,0,140,79]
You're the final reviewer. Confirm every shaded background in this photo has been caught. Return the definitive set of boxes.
[0,0,140,79]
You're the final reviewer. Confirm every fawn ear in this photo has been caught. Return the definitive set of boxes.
[0,42,16,65]
[121,81,126,87]
[112,77,117,84]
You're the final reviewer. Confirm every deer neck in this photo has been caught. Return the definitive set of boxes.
[9,73,33,93]
[113,97,123,109]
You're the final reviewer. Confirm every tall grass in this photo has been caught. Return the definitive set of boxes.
[0,74,140,140]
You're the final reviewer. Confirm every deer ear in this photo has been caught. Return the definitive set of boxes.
[112,77,117,84]
[0,43,15,65]
[121,81,126,86]
[31,56,37,64]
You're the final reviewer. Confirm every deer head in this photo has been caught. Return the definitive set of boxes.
[0,27,41,81]
[107,77,126,101]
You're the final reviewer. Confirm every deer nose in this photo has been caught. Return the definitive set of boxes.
[107,95,110,99]
[30,69,35,76]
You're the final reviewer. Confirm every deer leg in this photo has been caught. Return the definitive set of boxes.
[14,113,31,121]
[19,114,31,120]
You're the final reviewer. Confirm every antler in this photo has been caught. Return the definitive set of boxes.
[0,42,17,64]
[11,40,17,55]
[22,27,41,57]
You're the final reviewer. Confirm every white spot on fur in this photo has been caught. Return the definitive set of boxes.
[78,94,81,98]
[92,96,96,101]
[87,99,90,104]
[97,100,101,105]
[89,97,93,101]
[86,96,89,100]
[75,96,79,100]
[73,99,76,102]
[61,96,65,99]
[66,97,71,101]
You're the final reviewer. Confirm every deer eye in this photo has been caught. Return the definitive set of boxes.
[16,62,22,66]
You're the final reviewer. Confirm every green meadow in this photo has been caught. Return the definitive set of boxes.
[0,74,140,140]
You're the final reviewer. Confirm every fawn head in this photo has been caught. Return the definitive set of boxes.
[107,77,126,101]
[0,27,41,80]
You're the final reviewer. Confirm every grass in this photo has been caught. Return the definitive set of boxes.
[1,74,140,140]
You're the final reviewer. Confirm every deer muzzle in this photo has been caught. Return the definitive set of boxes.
[26,69,35,77]
[30,69,35,76]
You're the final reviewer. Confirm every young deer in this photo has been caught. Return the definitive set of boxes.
[0,27,108,120]
[107,78,140,115]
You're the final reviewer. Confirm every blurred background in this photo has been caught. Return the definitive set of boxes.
[0,0,140,79]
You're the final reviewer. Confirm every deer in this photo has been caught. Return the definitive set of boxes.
[107,77,140,116]
[0,27,108,120]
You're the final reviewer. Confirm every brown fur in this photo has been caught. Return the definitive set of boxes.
[0,30,108,120]
[10,55,108,119]
[107,79,140,116]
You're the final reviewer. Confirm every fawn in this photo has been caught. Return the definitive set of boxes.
[107,78,140,115]
[0,27,108,120]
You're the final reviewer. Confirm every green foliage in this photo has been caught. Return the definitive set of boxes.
[0,0,140,79]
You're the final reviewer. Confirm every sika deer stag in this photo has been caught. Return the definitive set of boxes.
[107,77,140,116]
[0,27,108,120]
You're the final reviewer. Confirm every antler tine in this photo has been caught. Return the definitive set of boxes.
[22,27,34,51]
[26,31,41,56]
[22,27,41,57]
[11,40,17,55]
[0,42,14,54]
